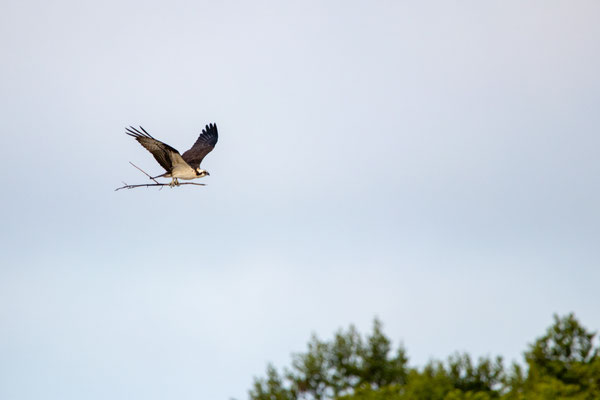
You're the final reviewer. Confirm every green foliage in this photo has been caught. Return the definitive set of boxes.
[401,362,454,400]
[249,319,408,400]
[525,313,598,387]
[249,364,296,400]
[337,384,403,400]
[284,320,409,400]
[510,313,600,400]
[290,334,331,400]
[446,353,504,396]
[359,319,409,388]
[329,325,363,393]
[248,314,600,400]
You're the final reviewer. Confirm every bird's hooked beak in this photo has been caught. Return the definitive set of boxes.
[206,171,210,176]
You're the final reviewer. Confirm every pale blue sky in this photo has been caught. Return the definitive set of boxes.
[1,1,599,399]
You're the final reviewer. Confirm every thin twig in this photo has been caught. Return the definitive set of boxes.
[129,161,160,184]
[115,182,206,191]
[115,162,206,191]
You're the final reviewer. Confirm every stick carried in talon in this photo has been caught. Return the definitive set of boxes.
[114,181,205,191]
[115,164,206,191]
[129,162,160,184]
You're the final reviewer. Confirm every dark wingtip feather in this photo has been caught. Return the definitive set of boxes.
[203,123,218,136]
[138,126,153,138]
[125,126,139,137]
[124,125,155,139]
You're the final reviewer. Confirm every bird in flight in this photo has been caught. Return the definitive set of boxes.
[125,123,218,187]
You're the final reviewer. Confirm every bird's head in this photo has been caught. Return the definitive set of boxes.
[196,168,210,177]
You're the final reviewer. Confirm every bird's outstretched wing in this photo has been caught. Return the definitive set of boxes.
[125,126,181,172]
[182,123,218,169]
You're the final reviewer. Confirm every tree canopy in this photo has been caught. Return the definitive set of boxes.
[249,313,599,400]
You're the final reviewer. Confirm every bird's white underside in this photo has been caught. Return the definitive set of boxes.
[165,166,199,180]
[165,152,201,180]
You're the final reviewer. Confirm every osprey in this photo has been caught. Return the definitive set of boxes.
[125,124,218,187]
